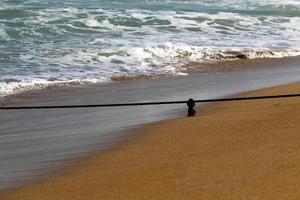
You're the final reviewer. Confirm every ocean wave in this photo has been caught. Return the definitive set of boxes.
[0,78,111,97]
[0,26,8,40]
[1,0,300,96]
[1,45,299,97]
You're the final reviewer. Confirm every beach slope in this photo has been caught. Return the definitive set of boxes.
[1,83,300,200]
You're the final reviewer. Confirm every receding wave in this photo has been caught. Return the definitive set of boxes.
[0,78,111,97]
[1,47,299,97]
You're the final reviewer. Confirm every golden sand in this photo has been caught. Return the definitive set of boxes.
[1,83,300,200]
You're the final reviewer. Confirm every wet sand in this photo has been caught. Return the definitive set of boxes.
[1,82,300,199]
[1,57,300,192]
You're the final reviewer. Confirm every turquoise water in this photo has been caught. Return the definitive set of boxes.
[1,0,300,96]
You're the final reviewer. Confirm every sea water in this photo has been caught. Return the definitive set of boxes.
[1,0,300,96]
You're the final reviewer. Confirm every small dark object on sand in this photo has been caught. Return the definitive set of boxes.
[236,53,248,59]
[187,98,196,117]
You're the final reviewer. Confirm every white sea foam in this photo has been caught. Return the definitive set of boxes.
[191,0,300,6]
[85,19,103,27]
[2,44,300,97]
[256,0,300,5]
[284,17,300,32]
[63,7,79,14]
[1,0,300,96]
[0,78,111,97]
[0,27,8,40]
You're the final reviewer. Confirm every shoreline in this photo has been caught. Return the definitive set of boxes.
[1,82,300,199]
[1,56,300,192]
[2,55,300,105]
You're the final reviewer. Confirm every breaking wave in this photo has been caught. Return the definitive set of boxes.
[1,0,300,96]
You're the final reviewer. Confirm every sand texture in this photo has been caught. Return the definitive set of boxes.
[1,83,300,200]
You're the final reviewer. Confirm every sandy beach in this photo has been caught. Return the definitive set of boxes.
[2,57,300,191]
[2,1,300,198]
[1,82,300,199]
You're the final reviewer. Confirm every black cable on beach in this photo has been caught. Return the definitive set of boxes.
[1,93,300,110]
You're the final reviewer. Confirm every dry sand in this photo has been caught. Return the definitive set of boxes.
[1,83,300,200]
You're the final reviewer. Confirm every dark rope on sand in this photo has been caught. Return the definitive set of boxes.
[1,93,300,110]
